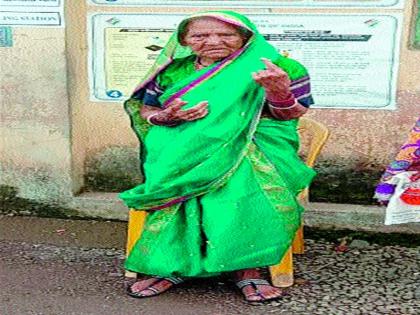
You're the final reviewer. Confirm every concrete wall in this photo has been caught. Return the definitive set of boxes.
[1,1,419,218]
[1,27,73,202]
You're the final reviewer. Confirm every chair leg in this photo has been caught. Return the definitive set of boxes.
[125,209,147,278]
[295,187,308,255]
[269,247,294,288]
[292,225,304,254]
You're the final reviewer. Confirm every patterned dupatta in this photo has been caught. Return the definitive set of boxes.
[375,116,420,202]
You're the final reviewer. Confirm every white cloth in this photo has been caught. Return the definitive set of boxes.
[385,172,420,225]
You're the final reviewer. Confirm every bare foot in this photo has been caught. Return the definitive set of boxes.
[234,269,284,303]
[127,277,183,298]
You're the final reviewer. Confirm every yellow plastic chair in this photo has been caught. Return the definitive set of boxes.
[270,117,330,287]
[125,117,330,286]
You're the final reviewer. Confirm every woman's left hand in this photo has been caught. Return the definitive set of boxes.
[252,58,291,100]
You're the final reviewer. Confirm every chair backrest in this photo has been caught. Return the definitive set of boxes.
[298,117,330,168]
[297,117,330,201]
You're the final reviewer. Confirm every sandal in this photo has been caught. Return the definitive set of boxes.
[126,276,184,299]
[235,278,284,304]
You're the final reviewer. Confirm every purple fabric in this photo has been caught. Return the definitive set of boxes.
[291,83,311,98]
[375,183,396,194]
[149,196,189,211]
[290,76,313,107]
[290,75,310,85]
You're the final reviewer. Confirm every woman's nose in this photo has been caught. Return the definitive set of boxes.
[205,35,222,44]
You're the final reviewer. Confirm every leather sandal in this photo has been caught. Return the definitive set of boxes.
[235,278,284,304]
[126,276,184,299]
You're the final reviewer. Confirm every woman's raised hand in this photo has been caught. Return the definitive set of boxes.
[158,98,209,122]
[252,58,291,100]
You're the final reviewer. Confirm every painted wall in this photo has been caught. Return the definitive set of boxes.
[1,0,419,210]
[1,27,73,202]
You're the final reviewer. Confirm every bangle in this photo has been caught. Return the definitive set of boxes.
[266,92,296,107]
[268,101,298,110]
[146,113,159,125]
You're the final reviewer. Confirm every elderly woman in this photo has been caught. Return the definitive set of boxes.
[120,11,315,303]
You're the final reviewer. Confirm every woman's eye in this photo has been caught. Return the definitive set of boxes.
[222,34,237,38]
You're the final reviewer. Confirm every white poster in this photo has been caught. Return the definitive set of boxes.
[0,11,62,26]
[0,0,63,26]
[89,14,179,101]
[89,13,402,110]
[89,0,405,9]
[0,0,61,7]
[255,14,402,109]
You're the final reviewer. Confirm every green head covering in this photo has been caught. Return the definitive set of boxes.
[130,10,279,96]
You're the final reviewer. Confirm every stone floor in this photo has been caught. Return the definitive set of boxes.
[0,215,419,314]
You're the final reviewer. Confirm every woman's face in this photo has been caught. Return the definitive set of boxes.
[183,18,246,61]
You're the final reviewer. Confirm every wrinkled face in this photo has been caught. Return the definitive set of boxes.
[182,18,246,61]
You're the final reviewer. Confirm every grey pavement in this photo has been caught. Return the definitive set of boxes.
[0,215,419,315]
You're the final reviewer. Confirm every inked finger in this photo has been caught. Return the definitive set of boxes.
[261,58,282,72]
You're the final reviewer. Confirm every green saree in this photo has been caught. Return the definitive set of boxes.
[120,11,316,277]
